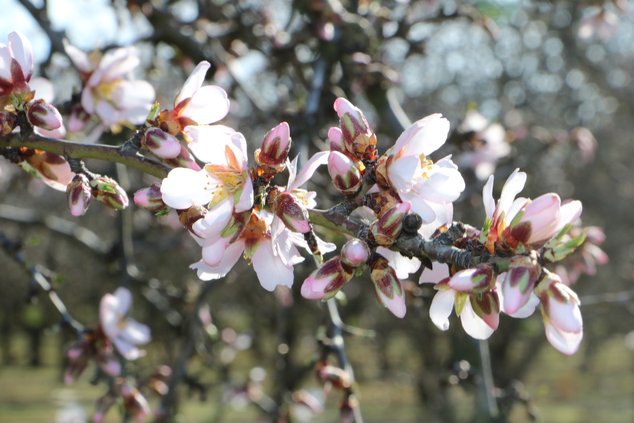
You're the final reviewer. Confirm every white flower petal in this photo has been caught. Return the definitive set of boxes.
[429,289,455,331]
[113,287,132,314]
[393,114,449,157]
[419,262,449,285]
[180,85,230,124]
[192,239,245,281]
[252,240,294,291]
[290,151,329,190]
[29,77,54,103]
[119,320,151,345]
[497,169,526,219]
[9,31,33,80]
[555,200,583,233]
[460,300,495,340]
[376,247,421,279]
[161,167,211,209]
[483,174,495,219]
[175,61,210,105]
[185,125,236,163]
[544,322,582,355]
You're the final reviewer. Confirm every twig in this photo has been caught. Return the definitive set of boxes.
[0,132,170,179]
[0,231,84,334]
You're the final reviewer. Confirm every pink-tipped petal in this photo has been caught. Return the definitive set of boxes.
[544,322,583,355]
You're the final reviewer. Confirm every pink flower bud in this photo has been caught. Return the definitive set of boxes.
[536,270,583,355]
[370,202,410,246]
[511,193,561,245]
[66,174,93,216]
[26,99,63,130]
[91,176,129,210]
[370,256,406,318]
[273,190,311,233]
[327,151,362,195]
[333,98,377,159]
[134,183,168,215]
[142,127,182,159]
[448,264,495,293]
[501,255,541,315]
[257,121,291,169]
[301,257,352,300]
[340,239,370,268]
[327,127,344,152]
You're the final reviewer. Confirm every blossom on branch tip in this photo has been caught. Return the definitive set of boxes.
[327,151,362,195]
[26,99,63,131]
[333,97,377,160]
[0,31,33,103]
[64,43,155,127]
[99,287,151,360]
[301,256,353,300]
[370,256,407,318]
[380,113,465,233]
[340,239,370,268]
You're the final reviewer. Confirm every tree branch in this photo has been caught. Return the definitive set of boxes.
[1,132,170,179]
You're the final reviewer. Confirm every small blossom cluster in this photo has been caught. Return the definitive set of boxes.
[302,98,465,317]
[422,169,585,354]
[153,65,335,291]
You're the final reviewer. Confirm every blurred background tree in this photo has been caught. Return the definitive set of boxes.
[0,0,632,422]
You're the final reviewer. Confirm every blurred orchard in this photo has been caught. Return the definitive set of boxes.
[0,1,632,422]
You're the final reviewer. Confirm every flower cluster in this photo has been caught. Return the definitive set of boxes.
[302,98,465,317]
[422,169,585,354]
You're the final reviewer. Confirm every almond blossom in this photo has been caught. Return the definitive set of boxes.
[160,130,253,215]
[65,43,155,128]
[0,31,33,104]
[159,60,230,138]
[99,287,151,360]
[381,114,465,237]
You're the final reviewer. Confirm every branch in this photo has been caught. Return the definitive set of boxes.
[1,132,170,179]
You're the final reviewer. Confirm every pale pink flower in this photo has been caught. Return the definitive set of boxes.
[0,31,33,98]
[385,114,465,234]
[99,287,151,360]
[160,130,253,213]
[173,61,229,126]
[65,43,155,127]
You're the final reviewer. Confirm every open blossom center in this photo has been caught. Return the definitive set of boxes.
[204,145,248,207]
[94,80,120,103]
[419,153,434,180]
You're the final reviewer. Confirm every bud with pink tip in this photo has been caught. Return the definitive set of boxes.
[370,202,410,246]
[447,264,495,293]
[301,257,353,300]
[370,256,406,318]
[66,174,93,216]
[333,97,377,160]
[510,193,561,245]
[134,183,168,215]
[536,270,583,355]
[26,99,63,131]
[142,127,182,159]
[501,254,541,314]
[256,122,291,172]
[327,151,362,195]
[91,176,129,210]
[340,239,370,268]
[273,190,311,234]
[327,127,344,152]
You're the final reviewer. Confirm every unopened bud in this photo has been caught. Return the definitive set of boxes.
[256,122,291,172]
[26,99,63,131]
[327,151,362,195]
[134,183,168,215]
[334,98,377,160]
[327,127,344,152]
[66,174,92,216]
[370,256,406,318]
[0,111,17,135]
[142,127,182,159]
[272,190,311,233]
[370,202,410,246]
[535,271,582,333]
[90,176,129,210]
[447,264,495,293]
[501,254,541,315]
[164,144,201,171]
[301,257,352,300]
[340,239,370,268]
